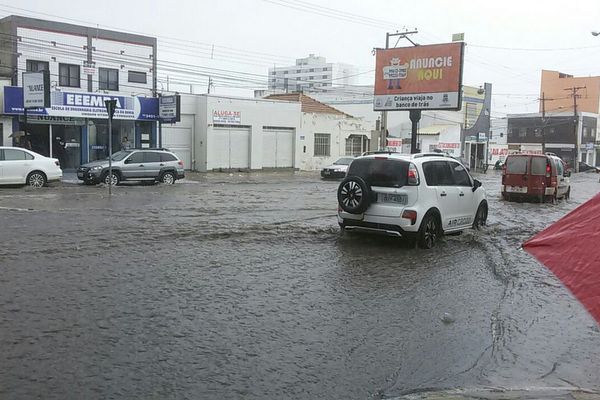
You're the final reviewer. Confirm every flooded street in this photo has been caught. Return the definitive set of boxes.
[1,171,600,399]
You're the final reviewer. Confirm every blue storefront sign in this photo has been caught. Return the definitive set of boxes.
[3,86,159,121]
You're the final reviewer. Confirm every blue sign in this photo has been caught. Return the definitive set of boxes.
[3,86,159,121]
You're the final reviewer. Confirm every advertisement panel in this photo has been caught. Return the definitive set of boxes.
[373,42,464,111]
[22,71,50,109]
[4,86,159,120]
[159,95,181,123]
[212,110,241,125]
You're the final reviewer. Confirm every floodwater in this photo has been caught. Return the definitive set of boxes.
[1,170,599,399]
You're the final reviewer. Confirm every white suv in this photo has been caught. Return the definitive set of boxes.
[337,152,487,249]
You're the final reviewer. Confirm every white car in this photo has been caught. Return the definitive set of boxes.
[0,146,62,188]
[337,152,487,249]
[320,157,355,179]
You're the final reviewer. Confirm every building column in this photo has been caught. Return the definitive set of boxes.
[81,122,89,164]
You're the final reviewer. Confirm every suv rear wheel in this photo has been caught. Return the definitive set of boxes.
[417,212,440,249]
[160,171,176,184]
[473,202,488,229]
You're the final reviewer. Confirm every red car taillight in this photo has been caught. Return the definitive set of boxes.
[545,162,551,178]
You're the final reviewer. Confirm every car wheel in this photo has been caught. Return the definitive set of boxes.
[102,171,120,186]
[26,171,46,188]
[160,171,176,184]
[337,176,370,214]
[565,188,571,200]
[473,202,488,230]
[417,212,440,249]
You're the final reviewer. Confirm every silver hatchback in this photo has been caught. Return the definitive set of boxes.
[77,149,185,185]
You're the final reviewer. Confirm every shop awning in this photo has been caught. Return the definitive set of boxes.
[417,124,454,135]
[523,193,600,324]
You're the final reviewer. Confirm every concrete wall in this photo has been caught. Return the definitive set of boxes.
[298,113,369,170]
[189,95,301,172]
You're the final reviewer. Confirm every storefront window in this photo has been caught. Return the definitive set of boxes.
[89,120,135,162]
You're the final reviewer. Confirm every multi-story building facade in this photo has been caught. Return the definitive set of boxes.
[507,112,598,168]
[267,54,357,93]
[540,70,600,114]
[0,15,159,170]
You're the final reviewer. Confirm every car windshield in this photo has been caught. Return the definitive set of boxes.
[347,158,409,187]
[333,158,354,165]
[108,150,132,161]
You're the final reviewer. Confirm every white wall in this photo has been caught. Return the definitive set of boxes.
[17,27,87,88]
[298,113,370,170]
[91,37,153,96]
[195,95,301,172]
[15,27,154,97]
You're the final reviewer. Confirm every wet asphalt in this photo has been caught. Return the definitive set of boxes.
[1,170,600,399]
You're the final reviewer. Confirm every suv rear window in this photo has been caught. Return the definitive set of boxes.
[506,156,528,174]
[347,158,409,188]
[160,153,177,162]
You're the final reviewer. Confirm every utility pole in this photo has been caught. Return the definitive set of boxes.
[541,92,547,154]
[207,76,213,94]
[381,29,419,152]
[564,86,585,172]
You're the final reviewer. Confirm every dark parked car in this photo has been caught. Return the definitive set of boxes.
[578,161,600,173]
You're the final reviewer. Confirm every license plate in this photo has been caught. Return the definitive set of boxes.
[378,193,407,204]
[506,186,527,193]
[323,170,331,175]
[77,172,84,178]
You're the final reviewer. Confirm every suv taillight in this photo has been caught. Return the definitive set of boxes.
[407,163,419,185]
[177,160,184,167]
[545,162,551,178]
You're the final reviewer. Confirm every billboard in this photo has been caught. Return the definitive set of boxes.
[373,42,464,111]
[159,95,181,123]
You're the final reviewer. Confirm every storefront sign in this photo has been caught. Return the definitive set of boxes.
[478,132,487,141]
[28,115,86,125]
[22,71,50,109]
[437,142,460,149]
[213,110,241,124]
[374,42,464,111]
[83,60,96,75]
[159,95,180,123]
[4,86,159,121]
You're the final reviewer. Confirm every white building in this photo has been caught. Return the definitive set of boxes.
[268,54,357,93]
[265,93,371,170]
[160,94,301,172]
[0,15,158,170]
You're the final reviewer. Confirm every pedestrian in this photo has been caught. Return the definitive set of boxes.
[121,136,132,151]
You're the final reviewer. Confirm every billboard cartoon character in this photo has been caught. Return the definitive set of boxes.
[383,57,408,90]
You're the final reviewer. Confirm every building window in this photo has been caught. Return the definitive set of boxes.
[345,135,368,156]
[271,71,276,75]
[314,133,330,156]
[59,63,80,87]
[128,70,147,84]
[309,68,314,72]
[283,70,288,74]
[296,69,301,73]
[99,68,119,91]
[309,76,314,80]
[322,75,328,79]
[26,59,49,72]
[323,67,329,71]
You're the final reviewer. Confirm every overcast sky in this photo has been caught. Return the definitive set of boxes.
[6,0,600,118]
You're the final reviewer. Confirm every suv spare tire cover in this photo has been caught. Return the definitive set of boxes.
[338,176,371,214]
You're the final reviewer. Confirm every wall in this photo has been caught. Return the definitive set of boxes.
[17,27,87,88]
[194,95,301,172]
[91,38,154,96]
[540,70,600,114]
[298,113,369,170]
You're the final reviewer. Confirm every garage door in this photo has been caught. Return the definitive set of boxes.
[212,126,250,170]
[262,127,294,168]
[162,114,193,169]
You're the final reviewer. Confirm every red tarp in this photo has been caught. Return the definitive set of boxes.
[523,193,600,324]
